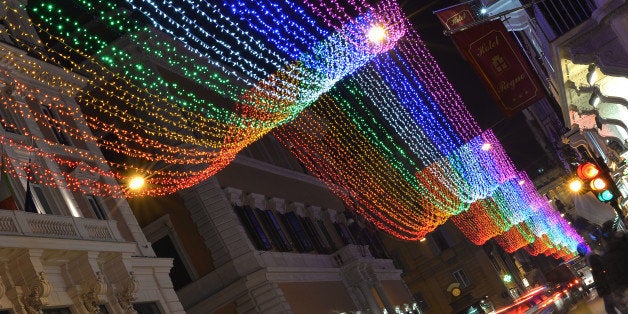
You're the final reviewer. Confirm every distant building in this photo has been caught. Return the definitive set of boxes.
[383,221,533,313]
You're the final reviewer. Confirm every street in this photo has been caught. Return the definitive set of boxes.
[569,291,607,313]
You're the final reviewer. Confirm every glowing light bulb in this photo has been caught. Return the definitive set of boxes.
[568,179,583,192]
[367,25,387,43]
[128,176,146,190]
[481,143,492,151]
[590,178,607,191]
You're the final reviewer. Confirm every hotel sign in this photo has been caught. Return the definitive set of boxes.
[435,4,476,30]
[450,20,544,116]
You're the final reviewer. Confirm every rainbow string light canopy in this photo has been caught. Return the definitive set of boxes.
[0,0,585,257]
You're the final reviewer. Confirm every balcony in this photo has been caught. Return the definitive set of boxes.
[0,209,124,242]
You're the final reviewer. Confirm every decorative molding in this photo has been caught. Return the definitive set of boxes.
[21,271,51,313]
[267,197,285,213]
[288,202,305,216]
[115,272,138,313]
[223,187,243,206]
[245,193,266,209]
[306,206,322,220]
[81,272,107,313]
[0,280,5,299]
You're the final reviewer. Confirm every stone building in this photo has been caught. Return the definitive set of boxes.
[0,1,183,312]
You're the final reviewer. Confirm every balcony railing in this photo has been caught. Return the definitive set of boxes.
[0,209,124,242]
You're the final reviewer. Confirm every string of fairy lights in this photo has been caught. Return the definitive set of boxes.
[0,0,585,257]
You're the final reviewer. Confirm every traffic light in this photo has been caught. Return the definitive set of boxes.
[573,162,616,202]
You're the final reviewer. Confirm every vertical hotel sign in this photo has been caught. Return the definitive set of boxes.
[450,20,544,116]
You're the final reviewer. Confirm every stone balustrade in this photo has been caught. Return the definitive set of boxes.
[0,209,124,242]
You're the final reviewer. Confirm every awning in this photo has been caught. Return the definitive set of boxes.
[572,192,616,226]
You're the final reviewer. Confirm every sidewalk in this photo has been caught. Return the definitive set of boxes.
[569,291,605,313]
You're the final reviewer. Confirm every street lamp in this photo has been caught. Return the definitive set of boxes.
[568,179,583,193]
[367,24,387,44]
[128,176,146,190]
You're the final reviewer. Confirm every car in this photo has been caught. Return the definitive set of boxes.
[493,286,551,314]
[543,264,585,309]
[491,279,583,314]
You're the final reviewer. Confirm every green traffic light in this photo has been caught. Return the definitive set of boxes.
[597,190,614,202]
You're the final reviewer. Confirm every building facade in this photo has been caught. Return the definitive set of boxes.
[483,0,628,219]
[0,1,183,312]
[383,221,534,314]
[0,1,416,312]
[132,139,415,313]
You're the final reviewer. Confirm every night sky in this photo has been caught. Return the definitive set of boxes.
[400,0,553,176]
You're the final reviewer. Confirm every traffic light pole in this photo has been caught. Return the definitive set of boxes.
[608,199,627,230]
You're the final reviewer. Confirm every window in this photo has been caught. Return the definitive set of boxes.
[535,0,594,38]
[31,182,53,214]
[413,292,429,312]
[151,236,193,290]
[133,302,162,314]
[302,216,330,254]
[317,220,337,251]
[453,269,471,288]
[430,228,452,254]
[43,308,71,314]
[40,104,71,146]
[280,212,313,252]
[257,209,292,252]
[86,195,107,220]
[333,222,355,245]
[0,109,18,133]
[233,205,272,250]
[489,254,502,273]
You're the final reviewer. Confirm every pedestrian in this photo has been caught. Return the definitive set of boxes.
[587,251,619,314]
[600,221,628,312]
